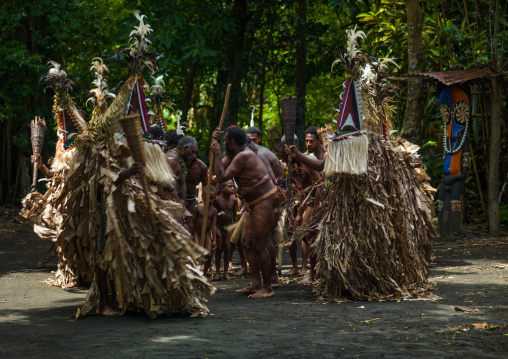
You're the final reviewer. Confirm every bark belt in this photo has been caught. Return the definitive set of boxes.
[246,187,278,207]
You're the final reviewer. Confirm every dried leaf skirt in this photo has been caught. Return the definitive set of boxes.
[311,136,435,301]
[21,171,83,287]
[56,135,215,318]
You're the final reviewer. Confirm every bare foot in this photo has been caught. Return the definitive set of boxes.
[236,285,261,294]
[284,268,299,276]
[298,275,314,285]
[213,273,221,281]
[271,281,281,289]
[299,268,308,276]
[223,273,233,281]
[248,288,274,299]
[97,305,123,317]
[233,268,246,276]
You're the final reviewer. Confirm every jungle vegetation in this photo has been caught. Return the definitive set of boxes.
[0,0,506,234]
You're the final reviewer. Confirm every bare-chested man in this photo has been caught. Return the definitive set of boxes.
[210,126,279,298]
[288,126,326,284]
[185,157,208,213]
[246,135,283,282]
[165,136,198,221]
[213,180,238,281]
[190,186,218,278]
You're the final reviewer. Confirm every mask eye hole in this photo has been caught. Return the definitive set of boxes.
[454,100,470,124]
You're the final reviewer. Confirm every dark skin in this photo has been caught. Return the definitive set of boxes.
[213,180,238,281]
[247,140,283,280]
[31,154,53,179]
[185,158,208,213]
[165,144,198,221]
[98,161,145,316]
[247,133,261,145]
[190,193,217,278]
[288,134,327,284]
[276,147,302,276]
[247,142,284,184]
[211,128,278,298]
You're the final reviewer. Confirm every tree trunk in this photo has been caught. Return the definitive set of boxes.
[181,60,198,124]
[488,74,501,236]
[295,0,307,151]
[401,0,425,145]
[226,0,247,128]
[257,67,267,134]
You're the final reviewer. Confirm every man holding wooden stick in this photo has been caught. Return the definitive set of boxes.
[210,126,279,299]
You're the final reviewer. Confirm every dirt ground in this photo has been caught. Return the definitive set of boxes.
[0,206,507,359]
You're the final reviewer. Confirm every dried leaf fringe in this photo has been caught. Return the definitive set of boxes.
[55,134,215,318]
[291,134,436,302]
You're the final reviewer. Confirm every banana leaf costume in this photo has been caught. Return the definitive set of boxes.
[293,27,436,302]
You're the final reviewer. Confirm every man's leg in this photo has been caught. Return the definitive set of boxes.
[299,204,316,284]
[248,195,278,298]
[236,211,263,293]
[96,268,121,316]
[214,231,223,280]
[223,229,232,280]
[286,241,299,275]
[203,233,213,278]
[232,240,248,276]
[265,220,280,288]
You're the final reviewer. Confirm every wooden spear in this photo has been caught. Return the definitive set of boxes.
[200,84,231,247]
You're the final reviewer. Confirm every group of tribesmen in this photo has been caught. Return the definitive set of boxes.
[146,124,327,295]
[21,15,436,318]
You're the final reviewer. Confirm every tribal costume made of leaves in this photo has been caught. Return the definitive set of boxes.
[21,62,90,288]
[293,27,435,302]
[298,135,436,302]
[53,12,214,318]
[57,134,214,318]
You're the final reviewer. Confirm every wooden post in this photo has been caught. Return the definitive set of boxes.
[200,84,231,247]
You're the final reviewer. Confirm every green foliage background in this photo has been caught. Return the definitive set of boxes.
[0,0,506,224]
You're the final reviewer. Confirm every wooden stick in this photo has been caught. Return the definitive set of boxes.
[230,212,245,245]
[200,84,231,247]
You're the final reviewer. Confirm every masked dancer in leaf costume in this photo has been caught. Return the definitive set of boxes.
[287,27,435,302]
[52,12,214,318]
[20,62,90,288]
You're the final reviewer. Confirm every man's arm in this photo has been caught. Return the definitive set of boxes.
[286,145,325,172]
[210,128,244,182]
[199,162,208,187]
[32,154,53,179]
[260,156,277,184]
[115,162,145,185]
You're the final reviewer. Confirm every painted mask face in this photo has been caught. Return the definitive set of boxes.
[438,86,470,154]
[57,108,87,152]
[127,78,151,135]
[332,79,364,140]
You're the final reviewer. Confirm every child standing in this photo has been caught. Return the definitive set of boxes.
[213,180,238,280]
